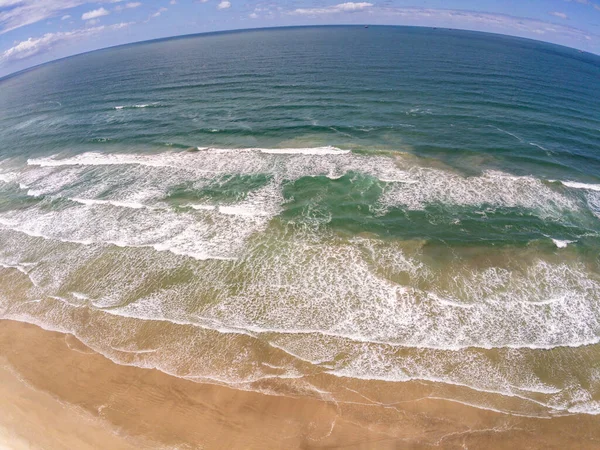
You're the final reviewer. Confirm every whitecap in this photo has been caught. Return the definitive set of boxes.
[554,180,600,192]
[552,238,575,249]
[258,146,349,155]
[0,172,16,183]
[69,197,151,210]
[183,203,216,211]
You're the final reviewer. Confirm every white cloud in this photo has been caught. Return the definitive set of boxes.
[550,11,568,19]
[1,22,133,63]
[169,0,177,4]
[61,14,71,20]
[0,0,86,33]
[81,7,110,20]
[150,6,167,18]
[249,12,258,19]
[290,2,373,15]
[564,0,600,10]
[375,7,596,46]
[115,2,141,11]
[217,1,231,10]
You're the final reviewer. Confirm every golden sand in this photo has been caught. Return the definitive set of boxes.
[1,319,600,449]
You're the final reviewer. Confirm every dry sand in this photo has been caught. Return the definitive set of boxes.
[1,319,600,449]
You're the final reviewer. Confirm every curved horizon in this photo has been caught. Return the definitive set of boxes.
[2,23,599,81]
[1,0,600,78]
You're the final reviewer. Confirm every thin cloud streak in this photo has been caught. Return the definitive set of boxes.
[0,0,85,33]
[289,2,373,16]
[372,7,594,44]
[0,21,132,62]
[550,11,568,19]
[81,7,110,20]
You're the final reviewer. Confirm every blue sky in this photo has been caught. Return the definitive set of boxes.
[1,0,599,77]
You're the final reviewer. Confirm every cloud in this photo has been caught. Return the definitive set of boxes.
[289,2,373,15]
[550,11,568,19]
[249,12,258,19]
[61,14,71,20]
[217,1,231,9]
[564,0,600,10]
[169,0,177,4]
[81,7,110,20]
[149,6,167,18]
[0,0,86,33]
[114,2,141,11]
[372,7,595,46]
[1,21,133,63]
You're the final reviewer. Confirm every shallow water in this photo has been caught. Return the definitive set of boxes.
[1,26,600,417]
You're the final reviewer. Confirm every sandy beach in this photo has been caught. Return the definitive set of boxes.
[1,319,600,449]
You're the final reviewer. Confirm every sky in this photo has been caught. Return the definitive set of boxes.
[1,0,600,77]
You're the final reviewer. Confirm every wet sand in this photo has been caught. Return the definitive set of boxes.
[1,319,600,449]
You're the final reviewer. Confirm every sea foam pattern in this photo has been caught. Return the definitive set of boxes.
[2,147,600,416]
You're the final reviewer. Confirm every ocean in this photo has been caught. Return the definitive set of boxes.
[1,25,600,418]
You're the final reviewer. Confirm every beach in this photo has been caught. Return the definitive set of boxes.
[2,319,600,449]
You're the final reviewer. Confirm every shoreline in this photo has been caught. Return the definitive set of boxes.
[2,319,600,449]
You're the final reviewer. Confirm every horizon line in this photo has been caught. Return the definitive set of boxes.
[1,24,599,82]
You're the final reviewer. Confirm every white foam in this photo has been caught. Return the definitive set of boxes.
[27,147,350,169]
[423,396,551,418]
[0,261,31,275]
[183,204,216,211]
[20,150,589,223]
[110,346,158,354]
[552,239,575,248]
[0,172,16,183]
[380,169,578,216]
[586,191,600,219]
[556,180,600,192]
[19,165,87,197]
[192,146,350,156]
[69,197,150,210]
[142,153,581,214]
[219,205,265,216]
[488,125,524,142]
[326,368,552,409]
[0,204,261,261]
[568,402,600,415]
[114,104,152,110]
[529,142,551,153]
[258,146,350,155]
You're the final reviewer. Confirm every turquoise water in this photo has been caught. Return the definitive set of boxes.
[1,26,600,417]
